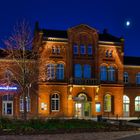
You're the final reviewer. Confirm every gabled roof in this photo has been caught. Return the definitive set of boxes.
[124,56,140,66]
[41,29,68,38]
[40,28,122,43]
[99,33,122,42]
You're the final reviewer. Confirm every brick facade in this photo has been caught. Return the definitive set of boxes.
[0,24,140,118]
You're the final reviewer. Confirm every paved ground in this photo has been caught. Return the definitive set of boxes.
[0,131,140,140]
[117,134,140,140]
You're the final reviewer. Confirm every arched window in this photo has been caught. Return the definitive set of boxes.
[51,94,60,111]
[80,44,85,54]
[135,96,140,111]
[100,65,107,81]
[73,44,78,54]
[124,72,129,83]
[108,66,115,81]
[19,96,31,112]
[87,45,92,55]
[104,94,111,112]
[56,64,64,80]
[123,95,130,104]
[74,64,82,78]
[83,64,91,78]
[136,72,140,85]
[46,64,55,80]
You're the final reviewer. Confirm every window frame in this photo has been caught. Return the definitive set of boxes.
[135,96,140,112]
[56,64,64,80]
[51,93,60,112]
[19,96,31,112]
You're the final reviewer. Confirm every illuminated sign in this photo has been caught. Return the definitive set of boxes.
[0,86,17,90]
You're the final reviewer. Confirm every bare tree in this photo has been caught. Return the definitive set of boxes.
[2,20,39,120]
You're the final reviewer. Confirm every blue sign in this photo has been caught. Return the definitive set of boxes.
[0,86,17,91]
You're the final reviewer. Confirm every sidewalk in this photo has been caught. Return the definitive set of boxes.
[0,131,140,140]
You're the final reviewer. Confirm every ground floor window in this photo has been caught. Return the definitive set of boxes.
[2,95,13,115]
[104,94,111,112]
[51,93,60,111]
[20,96,31,112]
[135,96,140,111]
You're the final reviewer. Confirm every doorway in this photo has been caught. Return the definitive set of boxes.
[74,93,91,118]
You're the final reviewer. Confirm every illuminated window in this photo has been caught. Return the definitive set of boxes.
[100,65,107,81]
[73,44,78,54]
[136,72,140,85]
[56,64,64,80]
[135,96,140,111]
[80,44,85,54]
[123,95,130,103]
[83,64,91,78]
[46,64,55,80]
[104,94,111,112]
[87,45,92,55]
[51,94,60,111]
[108,66,115,81]
[20,96,31,112]
[124,72,129,83]
[74,64,82,78]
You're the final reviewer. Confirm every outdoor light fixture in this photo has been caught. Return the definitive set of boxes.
[41,102,47,110]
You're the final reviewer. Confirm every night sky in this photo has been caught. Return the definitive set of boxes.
[0,0,140,56]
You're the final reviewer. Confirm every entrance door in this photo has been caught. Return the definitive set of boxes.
[3,101,13,116]
[75,102,91,118]
[123,95,130,117]
[75,103,82,118]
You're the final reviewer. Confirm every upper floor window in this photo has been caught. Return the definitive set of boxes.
[73,44,78,54]
[56,64,64,80]
[136,72,140,85]
[124,72,129,83]
[80,44,86,55]
[52,46,56,54]
[74,64,82,78]
[52,46,60,54]
[105,50,109,57]
[100,65,107,81]
[51,93,60,111]
[87,45,92,55]
[105,50,113,57]
[83,64,91,78]
[108,66,115,81]
[56,47,60,54]
[46,64,55,80]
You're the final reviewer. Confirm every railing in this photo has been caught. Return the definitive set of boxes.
[69,78,98,85]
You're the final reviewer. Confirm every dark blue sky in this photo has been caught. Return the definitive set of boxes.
[0,0,140,56]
